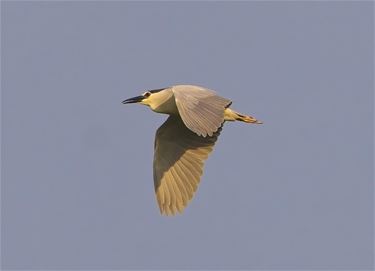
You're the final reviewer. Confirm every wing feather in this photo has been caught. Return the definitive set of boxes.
[174,162,195,195]
[172,85,231,137]
[170,166,188,205]
[154,116,222,215]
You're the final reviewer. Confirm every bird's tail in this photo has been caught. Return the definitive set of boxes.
[224,108,263,124]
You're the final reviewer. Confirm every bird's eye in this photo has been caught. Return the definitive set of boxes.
[144,92,151,98]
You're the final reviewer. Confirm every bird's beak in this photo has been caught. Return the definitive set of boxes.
[122,95,144,104]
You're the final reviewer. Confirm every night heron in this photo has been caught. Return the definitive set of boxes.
[122,85,262,215]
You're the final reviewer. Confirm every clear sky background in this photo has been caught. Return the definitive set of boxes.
[1,1,373,270]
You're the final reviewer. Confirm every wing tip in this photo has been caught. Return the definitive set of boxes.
[159,204,186,216]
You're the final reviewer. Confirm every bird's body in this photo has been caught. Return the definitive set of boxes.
[123,85,261,215]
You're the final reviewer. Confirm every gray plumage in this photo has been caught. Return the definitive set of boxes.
[172,85,231,137]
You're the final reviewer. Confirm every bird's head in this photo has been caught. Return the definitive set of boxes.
[122,91,152,106]
[122,88,168,109]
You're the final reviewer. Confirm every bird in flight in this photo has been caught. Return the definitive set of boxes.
[122,85,262,215]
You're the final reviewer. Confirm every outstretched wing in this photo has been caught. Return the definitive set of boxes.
[153,116,222,215]
[172,85,231,137]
